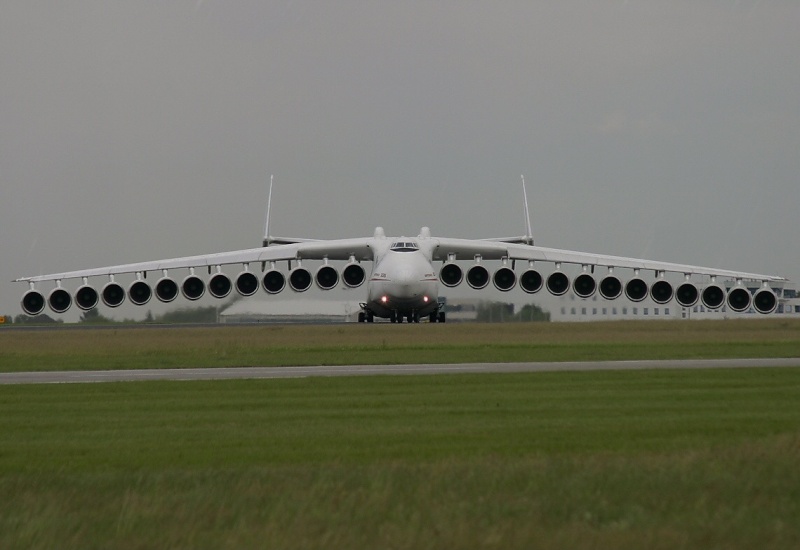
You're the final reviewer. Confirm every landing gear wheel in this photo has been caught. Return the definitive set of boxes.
[438,312,446,323]
[358,312,366,323]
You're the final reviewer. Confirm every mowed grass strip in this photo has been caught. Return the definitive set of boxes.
[1,318,799,372]
[1,368,799,549]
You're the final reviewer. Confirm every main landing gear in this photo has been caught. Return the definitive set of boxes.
[357,305,446,323]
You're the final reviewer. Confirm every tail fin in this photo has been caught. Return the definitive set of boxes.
[262,175,274,247]
[480,175,535,245]
[521,175,533,245]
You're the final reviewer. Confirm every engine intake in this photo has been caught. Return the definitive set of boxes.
[493,267,516,292]
[753,288,777,314]
[467,265,490,289]
[625,278,648,302]
[650,280,674,305]
[315,265,339,290]
[599,276,622,300]
[289,267,313,292]
[21,290,46,316]
[439,263,463,288]
[262,270,286,294]
[343,263,366,288]
[209,273,232,299]
[546,272,569,296]
[102,282,126,308]
[75,285,99,311]
[236,272,259,296]
[520,269,543,294]
[156,277,179,303]
[48,288,72,313]
[675,282,699,308]
[182,275,205,301]
[727,286,752,313]
[701,284,725,309]
[573,273,596,299]
[129,281,152,306]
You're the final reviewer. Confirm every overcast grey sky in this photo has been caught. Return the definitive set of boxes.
[2,1,798,319]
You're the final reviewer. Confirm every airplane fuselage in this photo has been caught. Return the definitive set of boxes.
[364,238,440,321]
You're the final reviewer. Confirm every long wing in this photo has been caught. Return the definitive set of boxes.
[429,237,786,283]
[14,238,375,284]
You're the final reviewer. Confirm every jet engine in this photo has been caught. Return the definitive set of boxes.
[675,282,699,308]
[439,263,463,288]
[467,264,490,289]
[182,275,205,301]
[519,269,543,294]
[599,275,623,300]
[289,267,313,292]
[546,271,570,296]
[128,280,152,306]
[572,273,596,299]
[209,273,233,299]
[753,287,778,314]
[48,287,72,313]
[235,271,259,296]
[102,281,126,308]
[727,285,752,313]
[75,285,99,311]
[21,289,46,316]
[262,269,286,294]
[156,277,179,303]
[493,267,516,292]
[625,278,648,302]
[650,280,674,305]
[315,265,339,290]
[343,263,366,288]
[701,284,725,309]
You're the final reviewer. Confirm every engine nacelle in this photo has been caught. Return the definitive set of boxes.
[520,269,543,294]
[701,284,725,309]
[467,265,490,289]
[439,263,463,288]
[650,280,674,305]
[156,277,179,303]
[262,269,286,294]
[289,267,313,292]
[573,273,596,299]
[209,273,233,299]
[21,290,46,316]
[599,275,622,300]
[182,275,205,301]
[343,263,366,288]
[129,280,152,306]
[753,287,778,314]
[48,287,72,313]
[727,286,752,313]
[75,285,99,311]
[625,278,648,302]
[675,282,699,308]
[235,271,260,296]
[102,282,126,308]
[546,272,570,296]
[493,267,516,292]
[315,265,339,290]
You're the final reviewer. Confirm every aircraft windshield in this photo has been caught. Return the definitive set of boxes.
[390,241,419,252]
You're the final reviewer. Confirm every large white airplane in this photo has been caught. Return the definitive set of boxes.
[14,177,788,322]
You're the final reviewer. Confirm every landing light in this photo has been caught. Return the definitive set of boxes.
[423,296,429,303]
[381,295,388,304]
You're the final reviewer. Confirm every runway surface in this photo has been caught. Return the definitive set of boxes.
[1,358,799,385]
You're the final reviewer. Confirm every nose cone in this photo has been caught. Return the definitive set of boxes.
[393,269,418,299]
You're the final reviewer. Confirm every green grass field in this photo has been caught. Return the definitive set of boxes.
[2,318,800,372]
[1,320,800,548]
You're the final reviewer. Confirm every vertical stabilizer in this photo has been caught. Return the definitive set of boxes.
[263,174,274,247]
[521,175,534,245]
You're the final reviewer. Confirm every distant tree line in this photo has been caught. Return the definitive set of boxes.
[475,302,550,323]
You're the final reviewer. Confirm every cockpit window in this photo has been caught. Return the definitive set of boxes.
[390,241,419,252]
